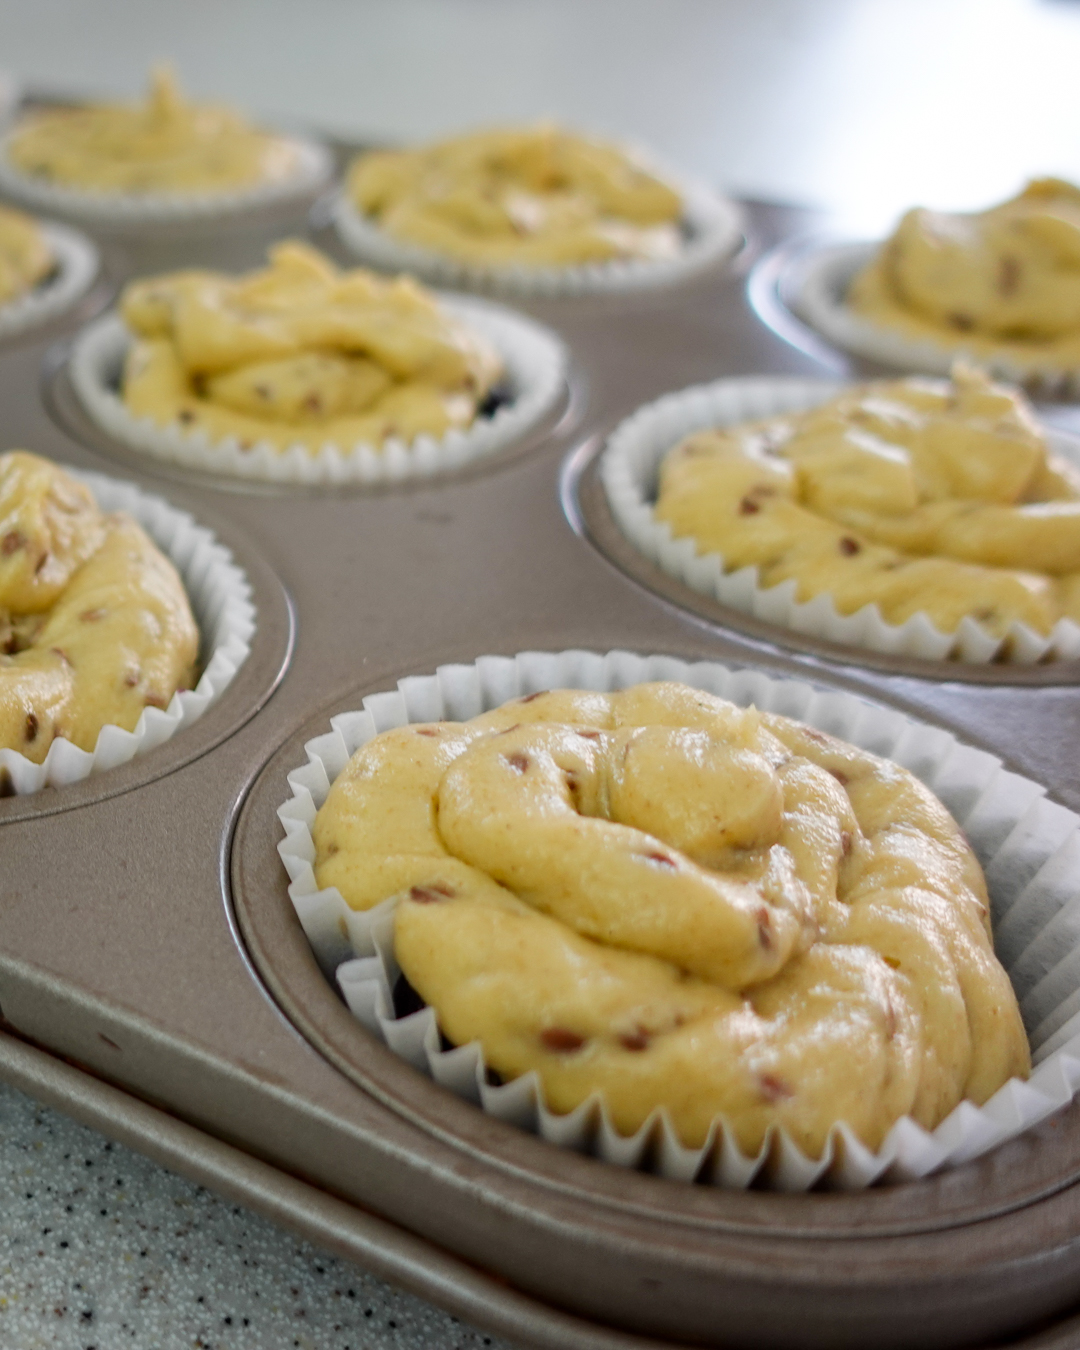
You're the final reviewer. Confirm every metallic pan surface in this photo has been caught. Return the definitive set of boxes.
[1,181,1080,1348]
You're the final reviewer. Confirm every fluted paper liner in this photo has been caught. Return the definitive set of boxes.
[787,241,1080,397]
[0,221,98,341]
[600,376,1080,664]
[68,300,567,485]
[0,133,332,225]
[0,468,255,794]
[276,649,1080,1192]
[332,157,744,298]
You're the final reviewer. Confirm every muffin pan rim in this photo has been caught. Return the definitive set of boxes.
[7,182,1080,1348]
[230,646,1080,1243]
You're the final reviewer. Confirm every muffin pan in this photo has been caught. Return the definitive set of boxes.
[2,138,1080,1347]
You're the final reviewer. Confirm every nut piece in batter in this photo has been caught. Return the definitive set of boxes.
[0,450,198,763]
[849,180,1080,369]
[655,366,1080,644]
[311,682,1029,1158]
[119,241,505,455]
[0,205,54,305]
[6,65,303,196]
[348,125,685,267]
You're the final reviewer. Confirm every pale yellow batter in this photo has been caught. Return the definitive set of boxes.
[0,205,54,305]
[0,451,198,763]
[6,66,301,196]
[655,366,1080,641]
[119,241,505,454]
[348,125,684,267]
[312,682,1029,1158]
[850,180,1080,367]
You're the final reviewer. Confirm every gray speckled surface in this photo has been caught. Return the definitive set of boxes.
[0,1082,509,1350]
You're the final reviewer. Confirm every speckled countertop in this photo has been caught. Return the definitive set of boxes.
[0,1083,508,1350]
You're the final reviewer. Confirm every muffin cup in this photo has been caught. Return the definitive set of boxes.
[0,468,255,794]
[600,375,1080,664]
[331,161,744,298]
[787,241,1080,398]
[68,300,568,485]
[0,220,99,341]
[277,648,1080,1193]
[0,131,334,226]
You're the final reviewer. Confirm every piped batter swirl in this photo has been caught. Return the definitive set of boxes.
[7,66,303,196]
[0,451,198,763]
[312,682,1029,1157]
[119,241,504,454]
[655,366,1080,642]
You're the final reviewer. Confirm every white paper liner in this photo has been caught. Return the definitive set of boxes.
[599,376,1080,665]
[0,221,99,342]
[787,241,1080,398]
[68,301,568,485]
[331,165,744,298]
[0,468,255,795]
[276,649,1080,1192]
[0,133,333,226]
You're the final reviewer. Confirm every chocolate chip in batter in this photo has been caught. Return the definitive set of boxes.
[575,728,601,741]
[757,1073,794,1103]
[998,254,1021,297]
[415,727,439,737]
[518,691,546,704]
[33,551,50,575]
[838,536,861,556]
[409,882,456,904]
[618,1029,650,1052]
[840,830,852,856]
[24,712,38,744]
[642,851,677,870]
[948,311,975,332]
[177,409,195,424]
[830,768,849,786]
[79,608,106,623]
[505,751,530,773]
[756,907,773,949]
[738,495,762,515]
[540,1027,587,1053]
[0,530,24,556]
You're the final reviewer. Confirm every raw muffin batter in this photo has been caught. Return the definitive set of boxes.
[6,66,302,196]
[120,241,505,453]
[312,681,1029,1157]
[0,451,198,763]
[849,180,1080,367]
[655,366,1080,641]
[0,205,54,305]
[347,125,684,267]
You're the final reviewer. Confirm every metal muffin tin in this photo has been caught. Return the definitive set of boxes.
[2,116,1080,1346]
